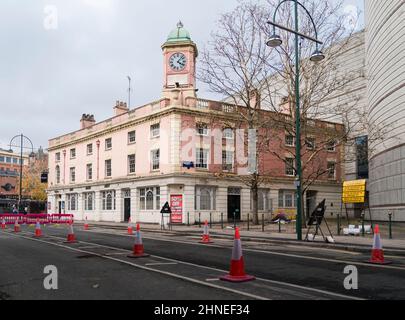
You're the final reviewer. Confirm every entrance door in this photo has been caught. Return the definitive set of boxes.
[124,198,131,222]
[58,201,64,214]
[227,188,241,221]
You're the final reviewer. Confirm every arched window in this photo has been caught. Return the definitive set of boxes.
[106,193,113,210]
[195,186,216,211]
[146,191,154,210]
[55,165,60,184]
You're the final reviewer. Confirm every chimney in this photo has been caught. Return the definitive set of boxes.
[80,114,96,129]
[249,89,261,109]
[114,101,129,116]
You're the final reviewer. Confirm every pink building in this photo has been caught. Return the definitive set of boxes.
[47,23,343,224]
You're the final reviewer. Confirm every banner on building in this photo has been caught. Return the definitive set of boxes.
[342,179,367,204]
[170,195,183,224]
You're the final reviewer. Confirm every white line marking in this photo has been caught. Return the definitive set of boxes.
[145,263,178,266]
[13,230,364,300]
[7,233,269,301]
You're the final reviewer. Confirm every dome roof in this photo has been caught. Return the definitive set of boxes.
[167,21,192,43]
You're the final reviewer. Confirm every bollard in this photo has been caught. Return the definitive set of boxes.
[221,212,224,230]
[247,214,250,231]
[233,212,236,229]
[262,214,265,232]
[210,212,212,229]
[389,213,393,239]
[187,212,190,226]
[279,219,281,233]
[199,212,201,227]
[361,213,365,237]
[337,213,341,236]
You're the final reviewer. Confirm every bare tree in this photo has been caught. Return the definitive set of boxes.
[199,0,386,224]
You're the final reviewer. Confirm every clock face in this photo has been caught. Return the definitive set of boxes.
[169,52,187,71]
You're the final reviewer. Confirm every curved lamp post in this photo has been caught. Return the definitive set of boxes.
[266,0,325,241]
[9,134,34,211]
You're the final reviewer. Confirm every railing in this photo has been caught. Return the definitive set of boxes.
[196,99,210,110]
[0,214,74,225]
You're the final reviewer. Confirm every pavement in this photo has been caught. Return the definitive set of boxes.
[73,220,405,256]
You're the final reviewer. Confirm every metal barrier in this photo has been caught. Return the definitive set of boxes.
[0,214,74,225]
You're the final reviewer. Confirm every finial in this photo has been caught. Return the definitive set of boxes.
[177,21,184,29]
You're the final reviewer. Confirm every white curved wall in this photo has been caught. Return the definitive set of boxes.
[366,0,405,220]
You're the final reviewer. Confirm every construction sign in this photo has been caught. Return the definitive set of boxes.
[342,179,367,204]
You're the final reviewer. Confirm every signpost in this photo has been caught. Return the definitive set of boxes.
[170,195,183,224]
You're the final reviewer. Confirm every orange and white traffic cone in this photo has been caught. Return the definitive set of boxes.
[84,217,89,231]
[127,224,149,258]
[367,225,392,265]
[1,217,6,230]
[127,218,133,235]
[199,220,214,244]
[220,227,255,283]
[34,220,42,238]
[65,222,77,244]
[14,219,21,233]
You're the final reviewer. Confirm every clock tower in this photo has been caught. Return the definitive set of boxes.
[162,21,198,101]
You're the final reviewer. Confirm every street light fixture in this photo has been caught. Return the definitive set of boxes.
[267,0,325,241]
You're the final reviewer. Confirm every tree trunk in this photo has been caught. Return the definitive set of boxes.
[252,185,259,225]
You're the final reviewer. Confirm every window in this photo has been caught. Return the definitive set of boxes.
[6,157,11,163]
[55,152,61,162]
[0,156,4,163]
[150,124,160,138]
[258,189,269,211]
[128,154,136,174]
[55,165,60,184]
[139,187,160,211]
[327,161,336,179]
[223,128,234,139]
[70,167,76,183]
[196,148,209,169]
[128,131,136,144]
[87,144,93,155]
[12,158,18,164]
[105,160,112,177]
[222,151,234,171]
[306,137,316,150]
[327,140,336,152]
[70,149,76,159]
[356,136,369,179]
[278,190,297,208]
[285,158,295,176]
[196,123,209,136]
[84,192,95,211]
[105,138,112,150]
[151,149,160,171]
[67,194,78,211]
[102,191,116,211]
[195,186,216,211]
[285,134,295,147]
[87,164,93,181]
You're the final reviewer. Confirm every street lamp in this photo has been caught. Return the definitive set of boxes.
[267,0,325,241]
[9,134,34,212]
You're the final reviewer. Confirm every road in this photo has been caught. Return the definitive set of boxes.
[1,224,405,300]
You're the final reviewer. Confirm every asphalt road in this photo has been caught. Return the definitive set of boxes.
[1,224,405,300]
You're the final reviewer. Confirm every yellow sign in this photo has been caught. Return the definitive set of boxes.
[342,180,366,204]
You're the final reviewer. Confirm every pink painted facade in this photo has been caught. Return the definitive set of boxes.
[47,23,343,224]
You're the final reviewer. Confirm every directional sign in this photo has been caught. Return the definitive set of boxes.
[342,179,367,204]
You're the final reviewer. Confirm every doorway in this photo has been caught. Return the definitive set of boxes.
[227,188,241,221]
[58,201,64,214]
[123,189,131,222]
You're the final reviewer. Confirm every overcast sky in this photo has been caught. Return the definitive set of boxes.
[0,0,364,151]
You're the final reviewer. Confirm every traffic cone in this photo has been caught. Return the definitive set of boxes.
[220,227,255,283]
[367,225,392,265]
[127,218,133,235]
[65,222,77,244]
[1,218,6,230]
[34,219,42,238]
[199,220,213,244]
[127,224,149,258]
[84,216,89,231]
[14,220,21,233]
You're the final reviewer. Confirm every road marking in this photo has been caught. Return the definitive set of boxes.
[11,229,364,300]
[206,279,220,282]
[7,232,269,301]
[145,263,178,266]
[73,228,405,272]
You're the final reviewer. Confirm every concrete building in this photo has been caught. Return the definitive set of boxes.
[366,0,405,221]
[47,23,344,224]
